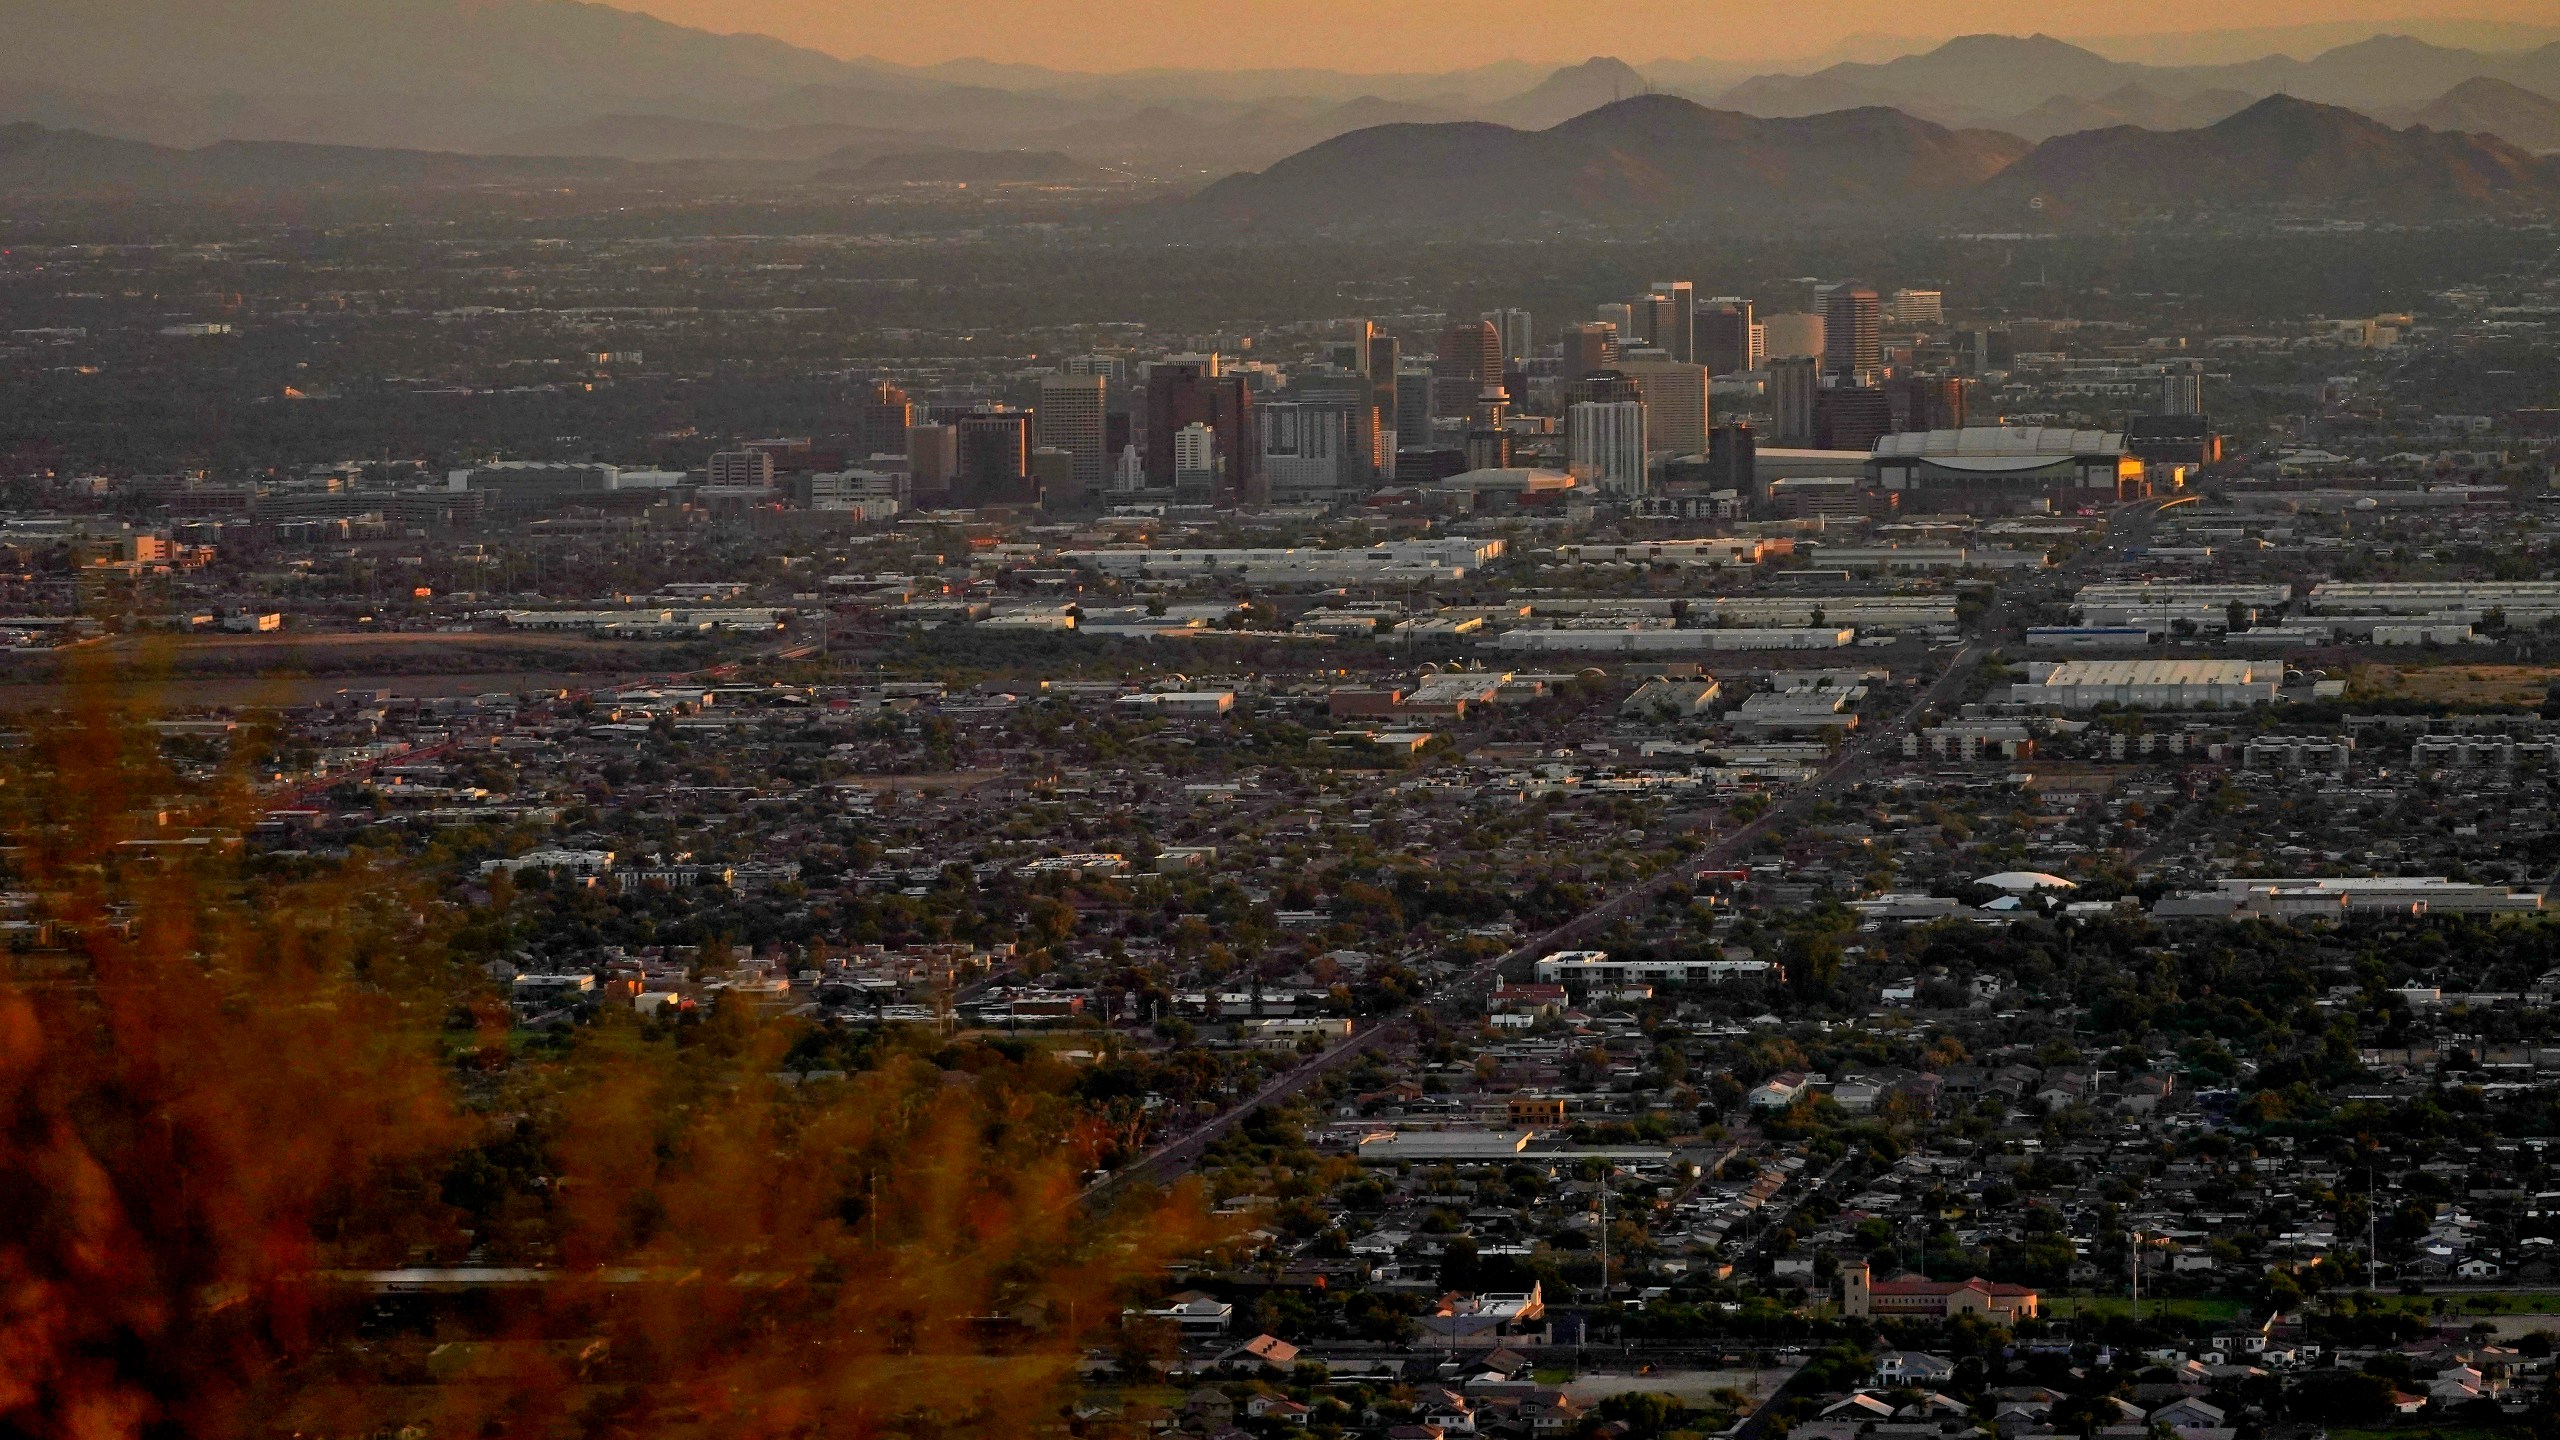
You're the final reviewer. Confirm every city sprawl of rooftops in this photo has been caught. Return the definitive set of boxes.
[12,192,2560,1440]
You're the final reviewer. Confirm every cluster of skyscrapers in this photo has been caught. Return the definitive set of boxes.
[797,279,2023,515]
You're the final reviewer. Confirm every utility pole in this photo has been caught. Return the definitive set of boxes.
[2129,1227,2140,1321]
[1599,1167,1611,1307]
[2368,1166,2379,1292]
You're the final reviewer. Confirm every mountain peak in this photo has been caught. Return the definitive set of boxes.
[2214,91,2382,132]
[2412,76,2560,151]
[1483,55,1653,129]
[2313,32,2468,60]
[1193,100,2027,228]
[1932,32,2108,61]
[1554,56,1645,81]
[1991,88,2560,214]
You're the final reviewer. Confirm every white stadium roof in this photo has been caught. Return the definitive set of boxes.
[1873,427,2126,459]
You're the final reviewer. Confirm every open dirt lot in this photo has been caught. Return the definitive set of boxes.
[2347,664,2560,708]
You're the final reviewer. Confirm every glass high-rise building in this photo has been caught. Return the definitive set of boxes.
[1034,374,1108,503]
[1824,286,1882,378]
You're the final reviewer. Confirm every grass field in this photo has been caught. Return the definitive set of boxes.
[2046,1291,2560,1325]
[2043,1296,2249,1322]
[2361,1292,2560,1316]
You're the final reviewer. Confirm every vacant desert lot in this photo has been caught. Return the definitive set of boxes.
[2347,663,2560,708]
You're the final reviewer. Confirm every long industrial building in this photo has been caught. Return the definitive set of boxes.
[2010,659,2280,710]
[1489,627,1856,653]
[1060,538,1503,583]
[1692,597,1957,628]
[2306,582,2560,618]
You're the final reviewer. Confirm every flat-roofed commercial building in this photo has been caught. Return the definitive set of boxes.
[1531,950,1784,985]
[2212,876,2543,915]
[1490,627,1855,654]
[2075,582,2291,628]
[2012,658,2279,710]
[2307,582,2560,619]
[1557,538,1772,567]
[1060,537,1502,583]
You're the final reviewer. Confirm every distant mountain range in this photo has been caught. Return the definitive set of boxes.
[10,86,2558,224]
[2,0,2558,198]
[2408,77,2560,153]
[1983,93,2560,214]
[6,0,2560,173]
[1192,96,2027,226]
[1715,31,2560,139]
[0,123,1118,198]
[1195,93,2560,230]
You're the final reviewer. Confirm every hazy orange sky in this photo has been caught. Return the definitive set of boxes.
[604,0,2557,70]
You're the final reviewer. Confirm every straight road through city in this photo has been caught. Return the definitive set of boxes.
[1086,502,2160,1202]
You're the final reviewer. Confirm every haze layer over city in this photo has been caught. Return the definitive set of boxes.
[8,5,2560,1440]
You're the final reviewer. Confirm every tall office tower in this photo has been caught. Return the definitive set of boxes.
[906,422,958,502]
[1769,356,1821,446]
[1034,374,1108,503]
[1648,282,1696,362]
[1824,286,1882,377]
[1029,446,1077,507]
[1696,300,1756,377]
[1615,357,1709,456]
[1293,371,1382,486]
[1886,288,1945,326]
[1595,302,1637,342]
[1563,322,1618,379]
[707,450,776,488]
[859,381,915,459]
[1354,323,1401,455]
[1761,312,1825,361]
[955,410,1032,504]
[1258,402,1356,505]
[1481,308,1533,364]
[2160,359,2205,417]
[1815,385,1892,453]
[1887,374,1969,434]
[1145,356,1256,503]
[1568,401,1649,493]
[1432,320,1504,419]
[1465,385,1510,459]
[1708,422,1761,508]
[1394,368,1436,452]
[1435,321,1503,385]
[1172,423,1218,501]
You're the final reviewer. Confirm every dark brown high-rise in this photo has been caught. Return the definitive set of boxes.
[1562,322,1618,381]
[859,380,914,459]
[1431,321,1505,421]
[955,410,1032,505]
[1697,302,1755,377]
[1434,321,1503,386]
[1824,286,1881,379]
[1144,358,1258,504]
